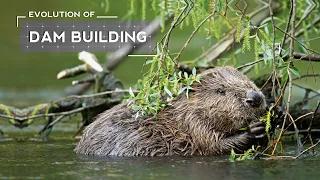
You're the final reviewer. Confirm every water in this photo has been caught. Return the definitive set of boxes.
[1,0,320,179]
[1,132,320,180]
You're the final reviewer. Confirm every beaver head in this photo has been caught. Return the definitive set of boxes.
[160,66,267,135]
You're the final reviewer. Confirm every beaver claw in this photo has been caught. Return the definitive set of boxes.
[231,121,267,153]
[248,121,266,139]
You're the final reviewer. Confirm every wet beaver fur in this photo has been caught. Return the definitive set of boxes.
[75,66,267,156]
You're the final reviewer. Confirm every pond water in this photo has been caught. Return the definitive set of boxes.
[1,131,320,180]
[0,0,320,179]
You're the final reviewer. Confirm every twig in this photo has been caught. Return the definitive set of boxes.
[236,59,264,69]
[174,11,216,61]
[280,1,316,57]
[262,155,295,159]
[306,101,320,150]
[269,0,278,103]
[148,1,192,82]
[271,68,294,155]
[47,115,67,129]
[0,105,96,121]
[272,0,298,154]
[294,94,320,107]
[62,89,138,100]
[39,115,66,135]
[309,101,320,131]
[280,0,302,154]
[294,0,316,29]
[279,0,293,56]
[260,73,274,90]
[0,90,138,121]
[284,129,320,135]
[289,17,320,44]
[289,0,296,58]
[283,52,320,62]
[283,112,314,133]
[294,139,320,159]
[275,25,320,55]
[161,0,191,51]
[293,84,320,96]
[14,105,96,120]
[293,74,320,80]
[288,113,304,153]
[193,3,271,63]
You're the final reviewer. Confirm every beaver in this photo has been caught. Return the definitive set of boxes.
[75,66,267,156]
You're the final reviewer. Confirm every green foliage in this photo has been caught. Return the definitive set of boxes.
[236,17,242,43]
[130,0,135,15]
[253,35,260,61]
[190,8,198,29]
[259,110,273,140]
[0,104,14,125]
[104,0,109,13]
[242,20,251,53]
[142,0,146,20]
[276,59,301,85]
[258,29,272,47]
[127,51,202,116]
[212,17,221,40]
[160,0,167,31]
[229,146,260,162]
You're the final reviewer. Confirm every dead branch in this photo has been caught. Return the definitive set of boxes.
[293,74,320,80]
[0,90,134,122]
[283,52,320,62]
[65,15,174,96]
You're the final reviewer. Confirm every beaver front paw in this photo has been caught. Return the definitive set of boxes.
[247,121,266,139]
[231,121,267,153]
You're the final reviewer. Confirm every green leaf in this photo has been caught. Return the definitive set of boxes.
[178,87,187,95]
[281,49,290,58]
[229,149,236,162]
[129,87,135,97]
[184,72,188,79]
[145,59,153,65]
[281,70,288,85]
[181,80,187,84]
[276,63,288,70]
[164,86,173,98]
[289,67,300,78]
[192,67,196,76]
[217,0,223,13]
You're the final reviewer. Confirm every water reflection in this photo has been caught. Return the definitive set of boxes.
[0,134,319,179]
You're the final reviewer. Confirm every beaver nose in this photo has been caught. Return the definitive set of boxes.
[246,90,263,107]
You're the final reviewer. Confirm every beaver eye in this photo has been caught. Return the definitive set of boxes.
[216,89,226,95]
